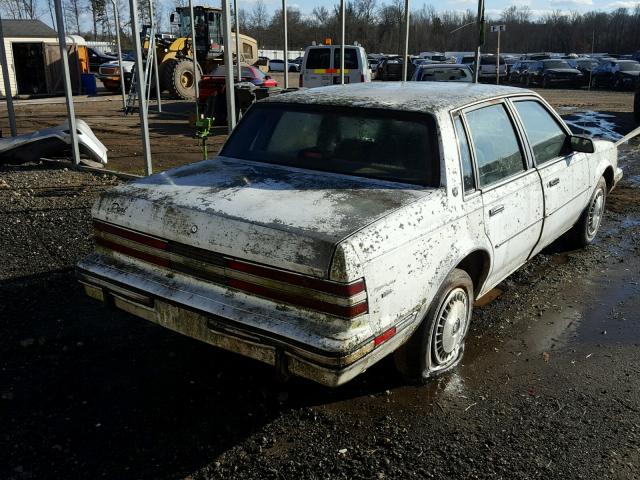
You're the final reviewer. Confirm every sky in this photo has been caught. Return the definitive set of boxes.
[230,0,640,18]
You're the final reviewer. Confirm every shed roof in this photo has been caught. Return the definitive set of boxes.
[1,19,57,38]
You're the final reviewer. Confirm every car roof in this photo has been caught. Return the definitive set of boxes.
[263,82,529,114]
[417,63,469,68]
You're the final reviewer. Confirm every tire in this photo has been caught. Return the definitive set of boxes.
[165,58,202,99]
[159,58,178,92]
[525,75,532,87]
[542,76,550,88]
[394,269,474,383]
[568,176,607,248]
[591,76,598,89]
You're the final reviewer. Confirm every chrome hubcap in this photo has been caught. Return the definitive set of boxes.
[433,288,469,366]
[587,189,604,236]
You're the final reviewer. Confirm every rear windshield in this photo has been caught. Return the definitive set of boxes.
[418,67,471,82]
[333,48,359,69]
[305,48,331,69]
[543,60,571,69]
[480,56,505,65]
[222,104,440,186]
[619,62,640,71]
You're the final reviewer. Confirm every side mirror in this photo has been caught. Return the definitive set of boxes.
[570,135,595,153]
[208,12,215,22]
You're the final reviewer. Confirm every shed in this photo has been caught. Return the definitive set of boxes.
[0,19,88,97]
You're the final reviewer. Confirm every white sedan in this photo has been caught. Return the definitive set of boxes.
[77,83,622,386]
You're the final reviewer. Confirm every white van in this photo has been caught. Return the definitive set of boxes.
[300,45,371,88]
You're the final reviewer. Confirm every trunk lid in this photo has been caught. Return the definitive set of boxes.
[93,158,430,278]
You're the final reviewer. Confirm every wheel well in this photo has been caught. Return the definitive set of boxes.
[603,166,614,192]
[456,250,490,296]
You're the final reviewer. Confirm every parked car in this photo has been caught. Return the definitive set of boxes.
[98,58,134,92]
[568,58,599,83]
[300,45,370,88]
[508,60,535,84]
[198,64,277,106]
[378,56,409,81]
[269,59,299,72]
[88,47,117,73]
[77,82,621,387]
[590,60,640,90]
[411,64,472,82]
[525,59,584,88]
[477,55,507,82]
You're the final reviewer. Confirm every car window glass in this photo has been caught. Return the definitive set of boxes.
[222,105,440,186]
[420,67,471,82]
[454,117,475,192]
[464,104,525,187]
[514,101,567,164]
[333,48,359,69]
[305,49,331,69]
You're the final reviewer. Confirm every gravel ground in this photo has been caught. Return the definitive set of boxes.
[0,91,639,480]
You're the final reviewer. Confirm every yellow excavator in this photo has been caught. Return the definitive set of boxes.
[152,6,258,99]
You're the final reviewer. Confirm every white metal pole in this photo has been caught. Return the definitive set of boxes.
[188,0,200,110]
[282,0,288,88]
[496,29,500,85]
[222,0,236,129]
[53,0,80,165]
[340,0,345,84]
[110,0,127,111]
[0,14,17,136]
[149,0,162,111]
[402,0,410,81]
[588,30,595,91]
[234,0,241,81]
[128,0,153,175]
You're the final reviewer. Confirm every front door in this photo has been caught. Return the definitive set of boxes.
[511,99,590,254]
[463,102,544,286]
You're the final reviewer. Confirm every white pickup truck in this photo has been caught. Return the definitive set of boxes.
[77,83,622,387]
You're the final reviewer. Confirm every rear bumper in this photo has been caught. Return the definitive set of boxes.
[76,254,417,387]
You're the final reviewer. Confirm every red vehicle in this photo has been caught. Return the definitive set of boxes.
[198,64,277,105]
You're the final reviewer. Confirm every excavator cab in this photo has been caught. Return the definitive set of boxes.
[172,7,223,62]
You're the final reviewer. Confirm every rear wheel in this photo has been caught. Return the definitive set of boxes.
[394,269,473,383]
[568,176,607,248]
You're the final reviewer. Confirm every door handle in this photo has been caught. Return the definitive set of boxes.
[489,205,504,217]
[548,178,560,187]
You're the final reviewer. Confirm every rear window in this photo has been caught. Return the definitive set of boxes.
[418,67,471,82]
[480,56,505,65]
[222,104,440,186]
[305,48,331,69]
[333,48,359,69]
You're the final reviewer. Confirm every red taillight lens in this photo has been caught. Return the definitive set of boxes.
[374,327,396,346]
[95,236,170,268]
[94,221,167,250]
[226,259,365,297]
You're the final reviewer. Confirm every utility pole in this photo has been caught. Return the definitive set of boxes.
[234,0,241,81]
[473,0,485,83]
[491,25,505,85]
[222,0,236,129]
[188,0,199,113]
[149,0,162,112]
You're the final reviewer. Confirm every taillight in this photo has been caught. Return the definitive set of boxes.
[93,220,368,319]
[225,259,367,319]
[299,74,303,87]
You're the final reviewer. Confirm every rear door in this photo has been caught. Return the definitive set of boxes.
[462,101,544,285]
[511,98,590,254]
[302,47,332,88]
[332,47,361,84]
